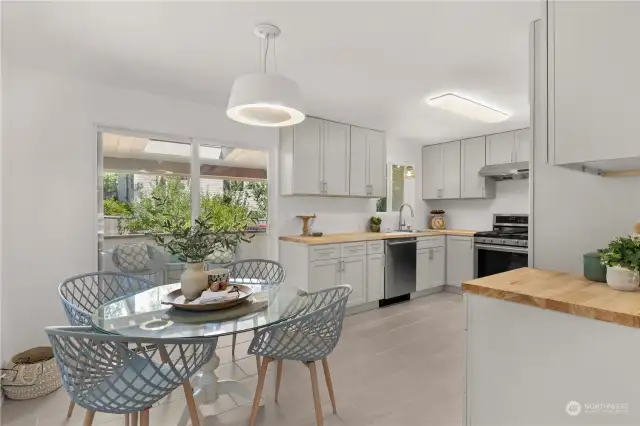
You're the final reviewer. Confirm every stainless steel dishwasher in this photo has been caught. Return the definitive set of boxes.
[383,237,417,306]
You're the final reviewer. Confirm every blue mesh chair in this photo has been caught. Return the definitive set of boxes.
[46,326,215,426]
[222,259,286,367]
[247,285,352,426]
[58,272,158,419]
[59,272,157,327]
[112,243,167,286]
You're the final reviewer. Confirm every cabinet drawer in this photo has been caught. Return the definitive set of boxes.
[366,240,385,255]
[309,244,341,261]
[417,236,445,249]
[341,242,367,258]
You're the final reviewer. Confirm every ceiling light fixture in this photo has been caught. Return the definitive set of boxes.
[227,24,305,127]
[427,93,509,123]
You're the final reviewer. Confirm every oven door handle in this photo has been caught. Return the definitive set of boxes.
[474,243,529,254]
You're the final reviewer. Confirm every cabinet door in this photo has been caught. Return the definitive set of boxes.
[486,131,515,165]
[323,121,350,196]
[367,130,386,198]
[446,236,474,287]
[428,246,446,288]
[292,117,323,195]
[416,249,430,292]
[422,144,442,199]
[552,2,640,164]
[515,128,531,162]
[366,254,385,302]
[461,136,486,198]
[309,259,341,293]
[441,141,461,199]
[341,256,367,306]
[349,126,367,196]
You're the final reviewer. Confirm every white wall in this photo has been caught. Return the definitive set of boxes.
[1,64,280,360]
[425,179,529,230]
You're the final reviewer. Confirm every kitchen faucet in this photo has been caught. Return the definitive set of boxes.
[398,203,414,231]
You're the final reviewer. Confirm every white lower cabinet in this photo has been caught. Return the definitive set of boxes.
[309,259,341,292]
[341,256,367,307]
[446,236,474,287]
[366,253,385,302]
[417,245,445,292]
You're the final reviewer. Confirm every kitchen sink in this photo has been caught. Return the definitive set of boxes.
[388,230,424,234]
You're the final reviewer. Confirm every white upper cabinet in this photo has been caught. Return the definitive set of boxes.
[422,141,461,200]
[280,117,386,197]
[486,131,516,165]
[461,136,494,199]
[323,121,350,196]
[349,127,386,197]
[349,127,368,197]
[285,117,323,195]
[549,1,640,166]
[441,141,461,199]
[366,130,386,197]
[422,144,443,200]
[514,128,531,163]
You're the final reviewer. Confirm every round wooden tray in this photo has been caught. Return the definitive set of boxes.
[161,284,254,311]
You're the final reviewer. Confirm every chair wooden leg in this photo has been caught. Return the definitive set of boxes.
[125,413,130,426]
[66,400,76,418]
[231,333,237,357]
[140,408,150,426]
[83,410,96,426]
[275,360,283,403]
[307,361,324,426]
[321,358,337,413]
[131,411,139,426]
[182,380,200,426]
[249,357,271,426]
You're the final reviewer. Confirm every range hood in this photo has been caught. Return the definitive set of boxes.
[478,161,529,181]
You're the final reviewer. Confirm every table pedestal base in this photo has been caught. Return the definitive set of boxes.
[178,349,263,426]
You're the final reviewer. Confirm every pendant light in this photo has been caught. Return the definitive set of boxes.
[227,24,305,127]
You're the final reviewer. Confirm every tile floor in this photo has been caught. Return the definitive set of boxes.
[1,292,464,426]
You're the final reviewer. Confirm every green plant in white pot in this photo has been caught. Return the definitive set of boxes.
[154,213,252,300]
[599,236,640,291]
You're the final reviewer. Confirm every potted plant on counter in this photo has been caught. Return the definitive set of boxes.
[369,216,382,233]
[154,213,251,300]
[599,236,640,291]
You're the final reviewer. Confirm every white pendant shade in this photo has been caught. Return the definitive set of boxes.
[227,73,305,127]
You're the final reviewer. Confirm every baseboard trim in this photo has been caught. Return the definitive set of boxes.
[410,286,444,299]
[346,300,379,316]
[444,285,462,294]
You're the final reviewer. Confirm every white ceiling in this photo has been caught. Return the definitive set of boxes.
[2,1,540,144]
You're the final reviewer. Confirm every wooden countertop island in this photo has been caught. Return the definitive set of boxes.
[463,267,640,328]
[464,268,640,425]
[279,229,477,245]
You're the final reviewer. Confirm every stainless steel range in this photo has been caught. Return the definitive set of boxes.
[474,214,529,278]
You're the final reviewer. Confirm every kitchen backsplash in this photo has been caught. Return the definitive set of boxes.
[425,179,529,230]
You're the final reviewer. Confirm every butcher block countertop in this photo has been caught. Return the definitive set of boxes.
[463,268,640,329]
[279,229,477,245]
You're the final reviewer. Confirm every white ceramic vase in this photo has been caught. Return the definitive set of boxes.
[181,262,208,300]
[606,266,640,291]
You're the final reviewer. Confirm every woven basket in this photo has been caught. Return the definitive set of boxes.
[1,347,62,400]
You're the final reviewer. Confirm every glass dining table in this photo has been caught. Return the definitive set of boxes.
[91,279,308,425]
